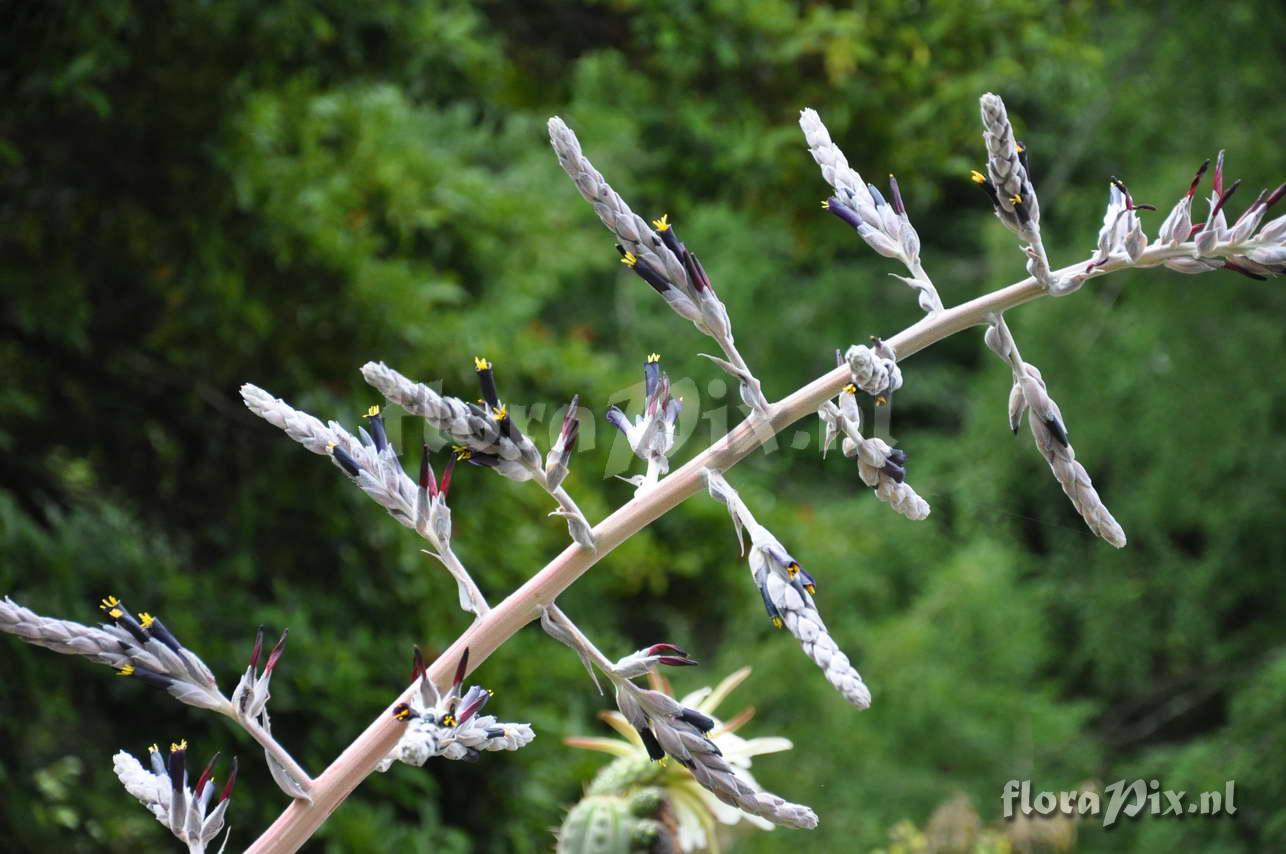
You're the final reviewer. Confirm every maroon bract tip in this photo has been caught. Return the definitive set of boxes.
[1213,150,1226,196]
[453,648,470,691]
[439,453,457,499]
[194,752,220,797]
[411,645,426,683]
[1209,178,1243,222]
[264,628,289,674]
[248,626,265,670]
[419,444,436,495]
[645,643,687,658]
[1187,158,1211,199]
[219,757,238,803]
[1264,182,1286,211]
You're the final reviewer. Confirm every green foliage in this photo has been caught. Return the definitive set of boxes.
[2,1,1284,852]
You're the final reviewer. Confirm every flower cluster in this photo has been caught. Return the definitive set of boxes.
[611,659,817,830]
[985,316,1126,547]
[0,595,224,712]
[240,385,424,533]
[1154,151,1286,279]
[564,667,797,852]
[380,649,534,769]
[361,359,542,482]
[606,354,683,494]
[113,740,236,853]
[800,107,942,314]
[817,356,930,521]
[974,93,1057,289]
[548,117,769,414]
[704,470,873,708]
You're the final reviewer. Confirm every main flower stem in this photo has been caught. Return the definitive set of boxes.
[246,242,1191,853]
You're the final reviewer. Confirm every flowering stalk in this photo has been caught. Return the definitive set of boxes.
[241,227,1263,853]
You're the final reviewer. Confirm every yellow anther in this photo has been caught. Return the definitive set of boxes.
[651,213,670,231]
[170,740,187,753]
[787,562,801,577]
[452,445,473,461]
[805,584,817,595]
[842,383,858,395]
[148,743,160,754]
[620,251,638,267]
[473,356,491,371]
[875,394,889,407]
[771,616,784,630]
[1009,194,1023,206]
[1016,142,1025,153]
[487,689,495,697]
[116,664,135,677]
[394,706,412,721]
[138,612,155,629]
[491,405,508,421]
[442,714,456,728]
[326,441,336,452]
[646,353,661,363]
[970,170,987,184]
[820,199,830,209]
[100,595,120,611]
[366,404,380,418]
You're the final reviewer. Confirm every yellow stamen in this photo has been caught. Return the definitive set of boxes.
[787,562,801,578]
[646,353,661,363]
[452,445,473,461]
[805,584,817,595]
[442,714,456,728]
[138,612,155,629]
[326,441,336,452]
[1009,194,1022,206]
[620,251,638,267]
[170,740,187,753]
[116,664,135,677]
[651,213,670,231]
[1016,142,1025,153]
[970,170,987,184]
[771,616,784,630]
[820,199,830,209]
[148,743,160,754]
[842,383,857,395]
[108,607,124,619]
[365,404,380,418]
[487,688,495,697]
[875,394,889,407]
[491,405,508,421]
[394,706,412,721]
[99,595,120,611]
[473,356,491,371]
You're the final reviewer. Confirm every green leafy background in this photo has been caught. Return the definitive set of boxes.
[2,1,1283,851]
